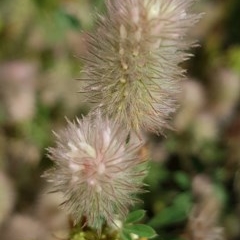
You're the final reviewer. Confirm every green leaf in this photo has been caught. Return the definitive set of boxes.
[173,192,192,209]
[148,193,192,228]
[120,231,132,240]
[124,224,157,238]
[174,171,190,189]
[149,192,192,228]
[148,206,184,228]
[125,210,146,224]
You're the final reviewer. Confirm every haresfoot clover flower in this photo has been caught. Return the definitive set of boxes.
[43,112,147,230]
[80,0,201,135]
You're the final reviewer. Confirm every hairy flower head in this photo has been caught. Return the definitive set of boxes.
[43,112,147,230]
[80,0,201,135]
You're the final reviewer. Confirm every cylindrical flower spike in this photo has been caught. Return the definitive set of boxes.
[80,0,201,135]
[43,112,147,230]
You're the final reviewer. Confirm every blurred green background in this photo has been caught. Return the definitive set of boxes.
[0,0,240,239]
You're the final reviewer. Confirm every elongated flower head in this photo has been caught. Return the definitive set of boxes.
[43,113,147,230]
[80,0,201,135]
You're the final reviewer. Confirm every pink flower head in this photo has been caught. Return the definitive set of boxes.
[80,0,201,135]
[44,112,147,230]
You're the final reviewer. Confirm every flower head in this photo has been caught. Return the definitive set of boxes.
[43,112,147,230]
[80,0,201,135]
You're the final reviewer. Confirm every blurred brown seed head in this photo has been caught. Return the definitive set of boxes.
[186,175,225,240]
